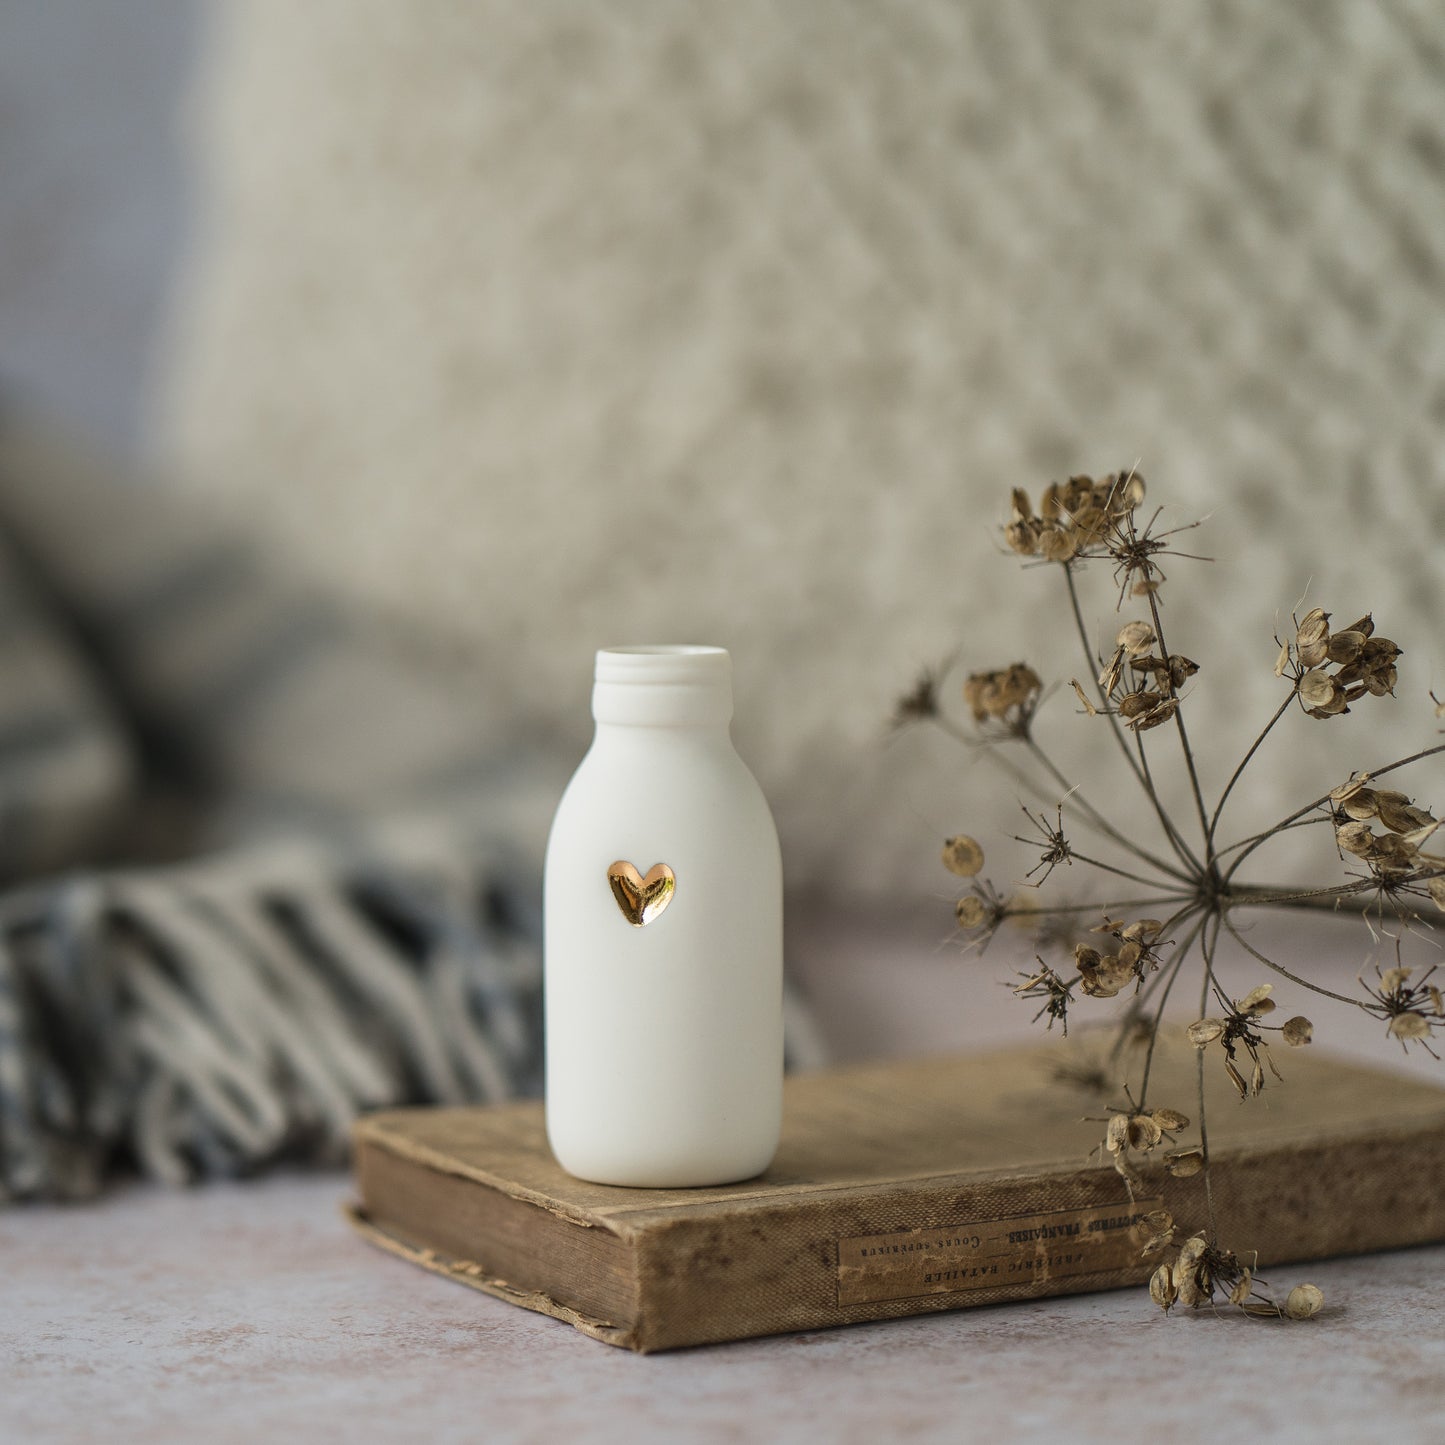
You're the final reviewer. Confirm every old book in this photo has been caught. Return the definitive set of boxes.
[348,1037,1445,1352]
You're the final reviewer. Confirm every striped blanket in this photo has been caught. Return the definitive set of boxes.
[0,417,821,1201]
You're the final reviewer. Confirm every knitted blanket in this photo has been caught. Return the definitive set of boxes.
[0,418,822,1201]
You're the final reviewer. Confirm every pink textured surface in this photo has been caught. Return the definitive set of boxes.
[6,906,1445,1444]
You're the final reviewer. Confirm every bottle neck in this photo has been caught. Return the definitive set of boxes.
[590,645,734,730]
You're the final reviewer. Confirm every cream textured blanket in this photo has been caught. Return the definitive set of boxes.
[156,2,1445,900]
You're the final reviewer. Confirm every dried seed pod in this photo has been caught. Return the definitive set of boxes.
[1225,1056,1249,1100]
[1282,1016,1314,1046]
[1129,697,1180,732]
[1228,1269,1254,1307]
[1174,1236,1208,1308]
[1297,669,1337,710]
[1336,820,1375,857]
[1326,629,1367,665]
[1149,1263,1177,1312]
[1376,792,1434,834]
[1295,608,1331,668]
[1038,527,1079,563]
[1117,689,1155,719]
[1106,1113,1131,1155]
[1069,678,1099,716]
[1429,877,1445,912]
[1150,1107,1190,1132]
[1077,951,1135,998]
[1004,519,1040,556]
[1388,1012,1431,1041]
[1285,1283,1324,1320]
[955,895,987,928]
[1235,984,1275,1016]
[1123,919,1164,942]
[942,835,985,877]
[1126,1113,1164,1151]
[1165,1147,1205,1177]
[1117,621,1157,657]
[1187,1018,1225,1046]
[1341,788,1380,821]
[1330,774,1372,807]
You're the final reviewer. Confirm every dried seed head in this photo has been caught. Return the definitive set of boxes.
[942,835,985,878]
[1285,1283,1324,1320]
[1298,669,1339,710]
[1282,1016,1314,1046]
[963,663,1043,725]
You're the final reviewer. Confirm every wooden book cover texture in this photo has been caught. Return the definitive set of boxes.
[349,1039,1445,1352]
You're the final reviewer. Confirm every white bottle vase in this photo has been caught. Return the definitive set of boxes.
[544,645,783,1187]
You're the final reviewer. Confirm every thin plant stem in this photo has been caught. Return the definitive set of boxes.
[1206,693,1294,857]
[1197,919,1222,1242]
[1222,913,1366,1007]
[1139,561,1213,864]
[1007,895,1191,920]
[1213,813,1330,861]
[1063,561,1147,790]
[1068,849,1192,893]
[1134,731,1207,876]
[1135,914,1206,1107]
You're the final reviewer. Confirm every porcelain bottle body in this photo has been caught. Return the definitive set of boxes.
[544,646,783,1187]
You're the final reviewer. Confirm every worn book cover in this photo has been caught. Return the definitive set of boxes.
[348,1037,1445,1352]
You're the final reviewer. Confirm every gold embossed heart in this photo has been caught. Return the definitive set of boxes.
[607,860,676,927]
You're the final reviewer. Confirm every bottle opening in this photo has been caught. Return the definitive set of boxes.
[595,645,731,688]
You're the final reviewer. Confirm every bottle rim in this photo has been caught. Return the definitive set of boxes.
[593,645,732,696]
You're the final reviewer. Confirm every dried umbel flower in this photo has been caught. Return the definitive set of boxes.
[1013,962,1074,1035]
[1280,608,1402,719]
[1361,958,1444,1057]
[1187,984,1284,1098]
[919,466,1445,1322]
[1004,473,1144,563]
[963,663,1042,732]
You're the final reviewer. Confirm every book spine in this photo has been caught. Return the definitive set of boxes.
[628,1124,1445,1351]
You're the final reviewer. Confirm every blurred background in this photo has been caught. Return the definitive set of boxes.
[3,1,1444,1161]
